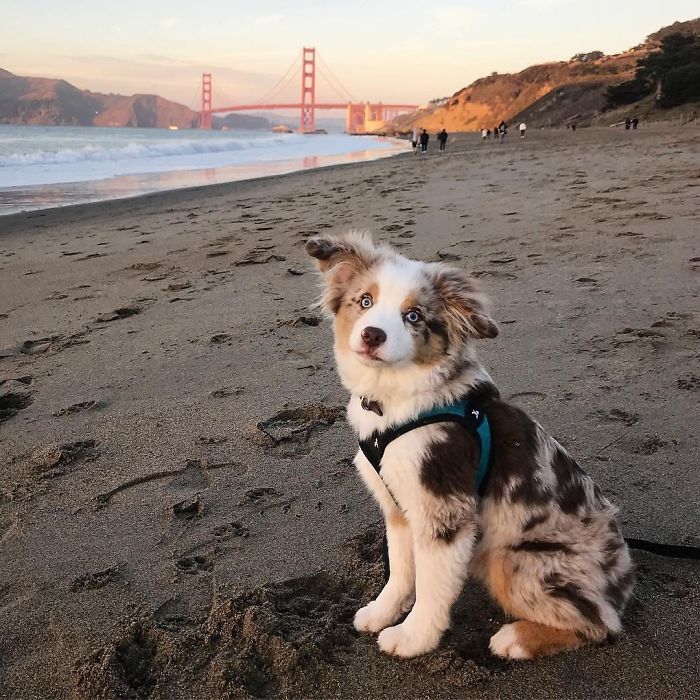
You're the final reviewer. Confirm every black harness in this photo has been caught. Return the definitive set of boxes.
[358,389,494,507]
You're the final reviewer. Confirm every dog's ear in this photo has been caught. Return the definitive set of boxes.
[431,266,498,340]
[305,233,378,313]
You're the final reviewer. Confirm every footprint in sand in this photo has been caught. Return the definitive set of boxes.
[31,440,99,474]
[0,377,34,423]
[71,564,124,593]
[52,400,100,417]
[235,249,286,266]
[21,337,55,355]
[128,261,162,272]
[473,269,517,280]
[610,327,666,348]
[433,251,461,262]
[590,408,639,426]
[172,496,202,520]
[277,315,321,328]
[620,434,669,456]
[676,374,699,391]
[176,555,213,575]
[508,391,547,403]
[95,306,141,323]
[240,487,280,505]
[197,435,227,445]
[166,281,191,292]
[249,405,345,457]
[212,522,249,539]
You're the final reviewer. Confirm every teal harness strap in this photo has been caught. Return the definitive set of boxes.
[359,394,493,498]
[475,413,491,494]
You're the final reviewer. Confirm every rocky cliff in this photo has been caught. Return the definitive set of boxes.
[394,17,699,132]
[396,53,640,132]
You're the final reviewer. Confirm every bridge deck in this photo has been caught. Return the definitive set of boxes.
[210,103,419,113]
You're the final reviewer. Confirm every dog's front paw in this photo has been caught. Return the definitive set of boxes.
[489,623,530,660]
[354,600,399,634]
[377,623,439,658]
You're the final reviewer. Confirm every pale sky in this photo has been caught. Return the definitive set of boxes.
[1,1,698,109]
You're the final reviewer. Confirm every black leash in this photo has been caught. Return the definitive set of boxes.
[624,537,700,560]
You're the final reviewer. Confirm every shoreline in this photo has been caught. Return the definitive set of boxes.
[1,127,698,698]
[0,146,412,233]
[0,133,410,217]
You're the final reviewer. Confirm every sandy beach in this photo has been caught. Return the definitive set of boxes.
[1,126,698,699]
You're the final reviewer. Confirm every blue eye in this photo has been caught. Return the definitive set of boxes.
[360,295,373,309]
[405,310,421,324]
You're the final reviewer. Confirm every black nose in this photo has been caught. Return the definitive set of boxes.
[361,326,386,348]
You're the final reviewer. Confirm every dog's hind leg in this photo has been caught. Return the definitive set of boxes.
[354,510,415,633]
[484,550,617,659]
[489,620,594,659]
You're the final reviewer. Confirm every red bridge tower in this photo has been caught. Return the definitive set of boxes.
[200,73,212,130]
[300,47,316,133]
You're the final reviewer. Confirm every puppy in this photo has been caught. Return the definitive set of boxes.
[306,232,634,659]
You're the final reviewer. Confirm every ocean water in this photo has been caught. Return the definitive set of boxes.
[0,125,408,215]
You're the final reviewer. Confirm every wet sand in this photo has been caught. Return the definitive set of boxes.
[1,127,699,699]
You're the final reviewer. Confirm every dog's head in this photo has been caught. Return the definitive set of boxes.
[306,232,497,381]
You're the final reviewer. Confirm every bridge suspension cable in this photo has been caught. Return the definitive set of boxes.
[259,68,300,106]
[317,52,356,102]
[253,53,302,105]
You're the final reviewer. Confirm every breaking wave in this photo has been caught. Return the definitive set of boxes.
[0,134,302,167]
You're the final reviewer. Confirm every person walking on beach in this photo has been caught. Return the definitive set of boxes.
[419,129,429,153]
[519,121,527,138]
[411,127,419,153]
[481,128,488,141]
[493,124,500,142]
[632,116,639,130]
[437,129,448,151]
[625,118,631,130]
[498,120,507,142]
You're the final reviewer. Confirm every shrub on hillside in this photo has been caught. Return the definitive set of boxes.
[658,64,700,107]
[607,32,700,109]
[605,78,652,105]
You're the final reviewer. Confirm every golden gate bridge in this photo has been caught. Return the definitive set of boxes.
[199,47,418,133]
